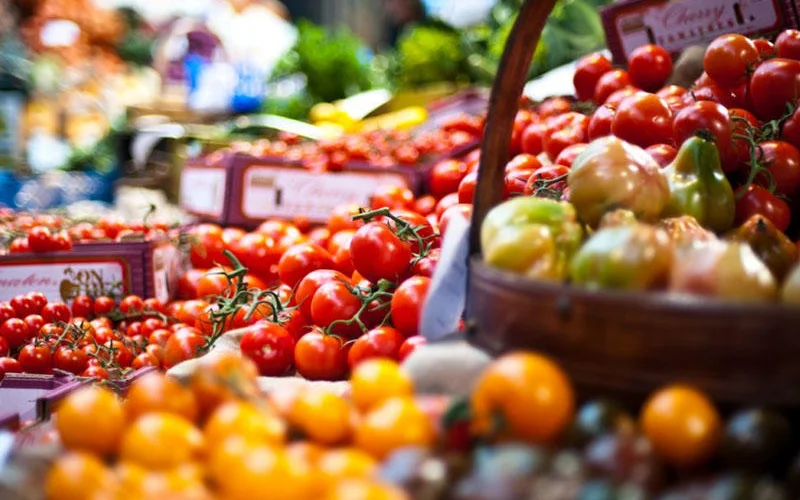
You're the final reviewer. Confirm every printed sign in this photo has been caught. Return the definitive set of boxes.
[241,165,410,223]
[613,0,783,60]
[180,167,228,217]
[151,243,181,304]
[0,261,127,303]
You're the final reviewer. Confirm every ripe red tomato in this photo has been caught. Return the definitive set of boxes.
[0,303,14,325]
[611,93,674,148]
[40,302,71,324]
[750,58,800,121]
[587,104,616,140]
[753,141,800,196]
[327,203,364,234]
[604,87,645,109]
[782,107,800,150]
[753,38,776,60]
[132,352,160,370]
[729,108,760,166]
[413,195,437,217]
[538,97,571,119]
[457,171,478,204]
[176,269,205,300]
[399,335,427,362]
[523,165,570,197]
[391,276,431,338]
[439,204,472,240]
[0,356,22,379]
[703,34,760,88]
[143,298,166,315]
[310,281,363,338]
[119,295,145,315]
[672,101,734,169]
[504,168,537,198]
[71,295,94,318]
[429,159,469,199]
[554,143,587,168]
[1,318,30,349]
[350,223,411,283]
[10,295,37,318]
[544,115,589,160]
[230,232,282,282]
[18,343,52,374]
[347,326,405,369]
[573,52,613,101]
[148,328,172,347]
[645,144,678,168]
[505,153,543,173]
[189,224,227,269]
[294,332,348,381]
[277,242,335,288]
[776,29,800,60]
[25,292,47,314]
[295,269,349,322]
[240,323,296,376]
[628,44,673,92]
[53,346,89,375]
[520,122,547,156]
[0,336,7,357]
[735,185,792,232]
[23,315,44,337]
[387,210,436,255]
[162,327,206,369]
[594,69,632,104]
[27,226,55,253]
[81,365,109,380]
[370,185,414,210]
[434,193,460,220]
[411,247,440,278]
[326,230,356,276]
[92,296,115,316]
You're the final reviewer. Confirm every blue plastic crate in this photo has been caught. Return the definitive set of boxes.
[0,169,118,211]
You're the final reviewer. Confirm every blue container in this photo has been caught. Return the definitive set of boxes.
[7,168,118,211]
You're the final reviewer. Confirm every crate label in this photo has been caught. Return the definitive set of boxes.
[420,212,470,341]
[152,244,181,304]
[241,165,409,223]
[0,261,126,303]
[614,0,782,59]
[180,167,227,217]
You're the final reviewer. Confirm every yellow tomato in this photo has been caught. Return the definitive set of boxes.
[45,452,116,500]
[318,447,378,488]
[322,479,409,500]
[214,443,315,500]
[204,401,286,446]
[290,390,353,446]
[350,359,413,413]
[641,384,721,466]
[124,372,199,423]
[55,386,125,456]
[354,397,434,459]
[119,412,205,471]
[471,352,575,444]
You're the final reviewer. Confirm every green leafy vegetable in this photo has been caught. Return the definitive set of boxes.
[391,19,470,90]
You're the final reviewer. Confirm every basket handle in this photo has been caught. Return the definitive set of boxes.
[468,0,560,256]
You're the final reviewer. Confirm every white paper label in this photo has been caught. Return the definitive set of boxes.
[241,166,409,223]
[0,261,126,303]
[151,244,180,304]
[616,0,781,59]
[420,213,470,341]
[180,167,227,217]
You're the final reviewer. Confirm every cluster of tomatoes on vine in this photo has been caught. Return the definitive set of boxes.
[0,292,199,380]
[205,114,483,173]
[0,210,176,255]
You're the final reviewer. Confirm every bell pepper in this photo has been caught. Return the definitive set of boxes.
[481,197,583,281]
[662,135,735,233]
[569,222,674,291]
[568,136,670,228]
[730,215,798,282]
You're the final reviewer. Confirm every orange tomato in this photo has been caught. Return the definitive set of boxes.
[190,352,261,419]
[213,443,315,500]
[350,359,413,413]
[204,401,286,446]
[354,397,434,459]
[471,352,574,444]
[173,299,211,325]
[55,386,125,456]
[290,390,353,446]
[285,440,327,466]
[318,448,378,485]
[124,372,199,423]
[45,452,117,500]
[119,412,205,471]
[322,478,409,500]
[641,384,721,467]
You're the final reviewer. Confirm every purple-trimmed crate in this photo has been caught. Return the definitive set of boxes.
[0,413,19,431]
[0,373,90,424]
[0,236,186,304]
[601,0,799,64]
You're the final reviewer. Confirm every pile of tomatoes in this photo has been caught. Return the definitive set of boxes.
[0,210,176,255]
[206,114,483,173]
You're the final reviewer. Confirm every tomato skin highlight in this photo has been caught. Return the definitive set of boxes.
[240,323,296,376]
[749,58,800,121]
[350,223,412,284]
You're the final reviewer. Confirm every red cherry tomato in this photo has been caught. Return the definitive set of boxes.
[735,185,792,232]
[347,326,405,369]
[703,34,760,88]
[277,242,335,288]
[0,356,22,380]
[391,276,431,338]
[350,223,411,283]
[0,318,29,349]
[573,53,613,102]
[429,159,469,199]
[295,269,349,322]
[310,281,363,339]
[753,39,776,60]
[293,332,348,381]
[18,343,52,374]
[611,93,674,148]
[645,144,678,168]
[587,104,616,140]
[10,295,37,318]
[781,106,800,150]
[189,224,227,269]
[753,141,800,196]
[71,295,94,318]
[672,101,734,170]
[520,122,547,156]
[370,185,414,210]
[750,58,800,121]
[628,44,673,92]
[776,29,800,60]
[439,204,472,240]
[119,295,145,315]
[25,292,47,314]
[399,335,427,362]
[92,296,115,316]
[240,323,296,376]
[594,69,632,104]
[458,171,478,204]
[162,327,206,369]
